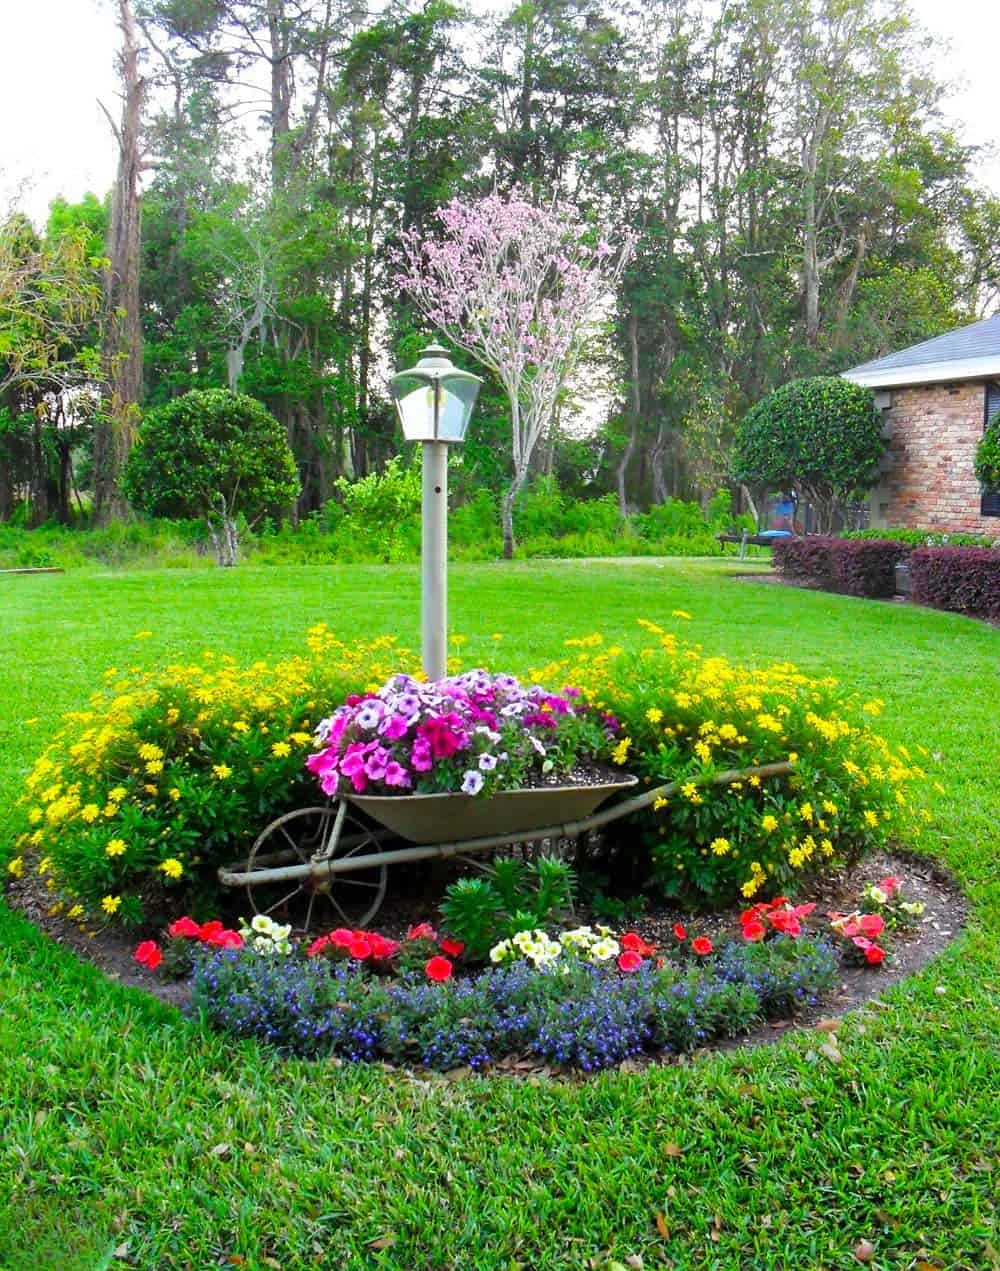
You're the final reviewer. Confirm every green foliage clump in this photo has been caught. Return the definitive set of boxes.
[122,389,300,565]
[843,527,998,548]
[732,377,884,530]
[974,417,1000,490]
[439,856,576,960]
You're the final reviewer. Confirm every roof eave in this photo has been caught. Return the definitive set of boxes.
[842,355,1000,390]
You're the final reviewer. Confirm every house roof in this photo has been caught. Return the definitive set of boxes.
[842,314,1000,389]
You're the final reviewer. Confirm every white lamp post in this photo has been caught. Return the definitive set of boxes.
[389,344,481,680]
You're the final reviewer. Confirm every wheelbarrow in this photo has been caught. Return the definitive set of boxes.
[217,762,793,931]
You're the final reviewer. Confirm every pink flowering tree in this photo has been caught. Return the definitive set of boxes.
[396,191,634,558]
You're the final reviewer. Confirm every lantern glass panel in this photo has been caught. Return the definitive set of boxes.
[392,377,437,442]
[437,377,479,442]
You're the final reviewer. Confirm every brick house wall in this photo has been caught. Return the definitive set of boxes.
[868,380,1000,534]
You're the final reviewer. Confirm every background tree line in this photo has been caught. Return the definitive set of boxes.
[3,0,1000,529]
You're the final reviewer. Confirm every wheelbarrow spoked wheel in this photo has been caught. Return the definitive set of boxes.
[244,803,388,933]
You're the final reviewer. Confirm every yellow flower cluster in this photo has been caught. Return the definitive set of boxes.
[13,626,419,926]
[534,618,924,904]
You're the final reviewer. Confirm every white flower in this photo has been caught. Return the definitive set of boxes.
[589,938,620,962]
[251,914,274,935]
[461,770,484,796]
[529,736,546,756]
[478,753,498,772]
[272,922,292,941]
[489,939,512,963]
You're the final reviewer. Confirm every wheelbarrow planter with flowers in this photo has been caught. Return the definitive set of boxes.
[218,670,792,931]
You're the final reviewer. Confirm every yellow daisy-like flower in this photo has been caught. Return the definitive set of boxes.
[169,787,181,801]
[289,733,312,746]
[798,802,813,823]
[67,904,85,920]
[28,807,43,825]
[212,764,233,780]
[101,895,121,915]
[652,796,668,811]
[145,760,164,775]
[760,814,778,833]
[610,737,631,766]
[159,858,183,880]
[822,800,838,816]
[6,856,25,879]
[81,803,101,823]
[645,708,663,724]
[693,741,712,763]
[105,838,127,857]
[138,743,163,762]
[232,721,250,734]
[863,810,879,829]
[709,837,730,856]
[109,786,128,802]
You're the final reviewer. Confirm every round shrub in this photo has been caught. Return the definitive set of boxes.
[732,377,884,531]
[9,626,417,926]
[975,416,1000,490]
[122,388,300,565]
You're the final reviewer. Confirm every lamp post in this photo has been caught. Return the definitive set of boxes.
[389,344,481,680]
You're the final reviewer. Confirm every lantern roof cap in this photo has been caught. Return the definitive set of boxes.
[392,344,482,385]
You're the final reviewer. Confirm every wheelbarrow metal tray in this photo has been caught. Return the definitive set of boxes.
[345,773,639,845]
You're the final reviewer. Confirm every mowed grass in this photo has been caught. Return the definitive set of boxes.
[0,560,997,1271]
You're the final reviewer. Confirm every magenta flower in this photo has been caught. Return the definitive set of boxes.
[384,762,411,788]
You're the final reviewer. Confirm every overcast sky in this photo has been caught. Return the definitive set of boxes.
[2,0,999,224]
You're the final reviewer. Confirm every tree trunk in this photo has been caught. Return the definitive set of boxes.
[94,0,145,526]
[501,470,529,561]
[616,313,641,517]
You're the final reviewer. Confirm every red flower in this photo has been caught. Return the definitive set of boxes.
[852,935,872,951]
[838,918,861,938]
[349,936,373,960]
[329,928,355,948]
[367,933,400,961]
[167,916,201,939]
[407,922,438,942]
[740,905,768,926]
[198,920,223,941]
[742,920,766,943]
[770,896,788,908]
[307,935,330,958]
[617,950,643,973]
[769,911,802,937]
[439,938,465,958]
[791,902,816,919]
[425,955,453,982]
[133,940,162,970]
[880,876,903,897]
[672,924,687,941]
[858,913,885,938]
[206,928,243,948]
[865,944,886,965]
[691,936,714,956]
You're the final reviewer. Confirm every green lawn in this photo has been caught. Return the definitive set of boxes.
[1,560,997,1271]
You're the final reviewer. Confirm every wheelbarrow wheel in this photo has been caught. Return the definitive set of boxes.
[244,803,388,932]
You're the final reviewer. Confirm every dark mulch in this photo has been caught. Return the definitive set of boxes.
[7,845,967,1068]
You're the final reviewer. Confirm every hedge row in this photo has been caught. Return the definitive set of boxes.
[772,536,906,599]
[909,547,1000,622]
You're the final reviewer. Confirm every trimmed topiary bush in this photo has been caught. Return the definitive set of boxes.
[773,536,906,598]
[909,546,1000,621]
[732,377,884,532]
[122,389,301,566]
